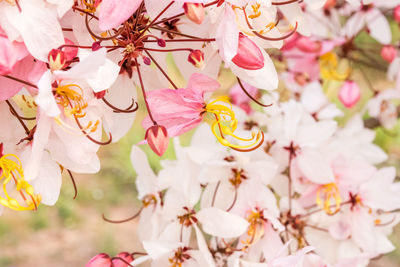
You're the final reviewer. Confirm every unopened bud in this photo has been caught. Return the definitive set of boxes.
[188,49,204,69]
[381,45,397,63]
[145,125,169,157]
[394,5,400,23]
[86,253,112,267]
[92,41,102,51]
[183,3,205,25]
[48,49,67,71]
[338,80,361,109]
[112,252,134,267]
[232,33,264,70]
[143,56,151,65]
[157,39,166,47]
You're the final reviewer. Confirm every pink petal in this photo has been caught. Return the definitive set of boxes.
[98,0,142,31]
[186,73,220,94]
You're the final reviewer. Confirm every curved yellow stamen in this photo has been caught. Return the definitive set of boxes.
[55,84,87,118]
[319,52,350,81]
[204,97,263,150]
[0,154,41,211]
[316,183,341,215]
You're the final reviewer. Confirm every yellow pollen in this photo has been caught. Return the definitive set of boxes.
[242,209,265,248]
[0,154,41,211]
[203,96,262,150]
[55,83,88,118]
[319,52,350,81]
[81,0,96,13]
[316,183,341,215]
[248,4,261,19]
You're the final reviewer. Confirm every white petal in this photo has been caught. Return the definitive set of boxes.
[196,207,249,238]
[130,145,158,199]
[6,0,64,61]
[35,70,60,117]
[297,148,335,184]
[366,8,391,45]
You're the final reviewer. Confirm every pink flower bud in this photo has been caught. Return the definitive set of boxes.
[157,39,166,47]
[112,252,134,267]
[48,49,67,71]
[86,253,112,267]
[232,33,264,70]
[143,56,151,65]
[381,45,397,63]
[338,81,361,108]
[183,3,205,25]
[145,125,169,156]
[188,49,204,69]
[64,38,78,61]
[296,37,322,53]
[92,41,102,51]
[394,5,400,23]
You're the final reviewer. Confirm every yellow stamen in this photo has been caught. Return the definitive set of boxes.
[319,52,350,81]
[316,183,341,215]
[242,209,265,248]
[204,96,263,150]
[248,4,261,19]
[55,84,87,118]
[0,154,41,211]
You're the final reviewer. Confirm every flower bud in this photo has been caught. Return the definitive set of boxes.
[232,33,264,70]
[157,39,166,47]
[48,49,67,71]
[338,80,361,108]
[296,37,322,53]
[183,3,205,25]
[143,56,151,65]
[381,45,397,63]
[394,5,400,23]
[145,125,169,156]
[92,41,102,51]
[112,252,134,267]
[86,253,112,267]
[188,49,204,69]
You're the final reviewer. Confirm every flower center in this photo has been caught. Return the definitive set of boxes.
[242,208,266,247]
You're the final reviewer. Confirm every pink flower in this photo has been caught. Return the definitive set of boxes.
[0,30,29,75]
[338,81,361,108]
[98,0,142,31]
[143,73,220,137]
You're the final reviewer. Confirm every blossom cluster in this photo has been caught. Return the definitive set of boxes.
[1,0,400,266]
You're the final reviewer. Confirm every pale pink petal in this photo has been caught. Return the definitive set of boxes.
[98,0,142,31]
[186,73,220,94]
[196,207,249,238]
[216,5,239,63]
